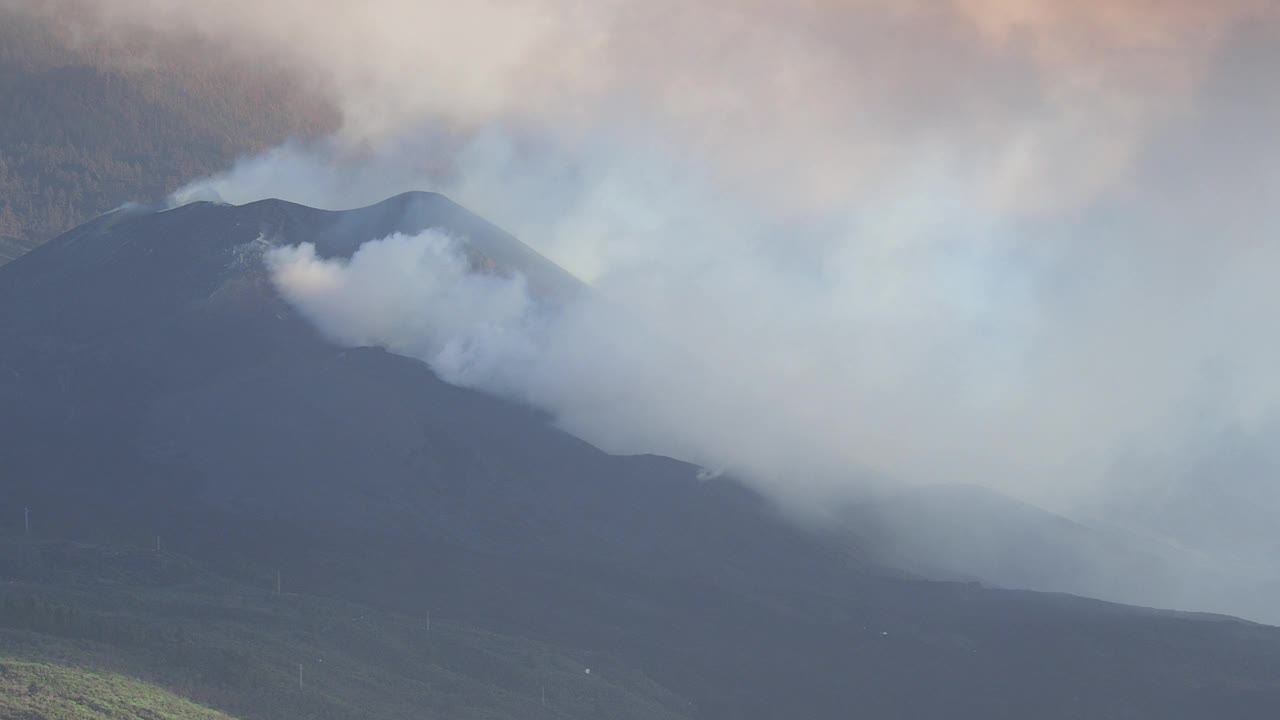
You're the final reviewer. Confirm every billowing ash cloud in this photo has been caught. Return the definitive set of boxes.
[23,1,1280,618]
[262,226,901,508]
[266,233,541,391]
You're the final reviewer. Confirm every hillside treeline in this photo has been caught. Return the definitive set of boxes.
[0,8,335,264]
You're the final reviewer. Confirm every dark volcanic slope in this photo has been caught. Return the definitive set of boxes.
[3,195,1280,720]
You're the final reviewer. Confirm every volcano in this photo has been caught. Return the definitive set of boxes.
[3,193,1280,719]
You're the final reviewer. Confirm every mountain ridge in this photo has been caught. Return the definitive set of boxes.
[4,195,1280,719]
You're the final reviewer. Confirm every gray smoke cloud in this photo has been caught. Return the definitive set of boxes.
[22,1,1280,620]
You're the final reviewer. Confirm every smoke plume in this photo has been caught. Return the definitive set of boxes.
[19,1,1280,620]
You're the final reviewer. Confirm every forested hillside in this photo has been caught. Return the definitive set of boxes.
[0,7,334,265]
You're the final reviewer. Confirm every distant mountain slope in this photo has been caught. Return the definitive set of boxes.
[836,480,1280,625]
[3,195,1280,719]
[0,6,334,265]
[844,484,1200,602]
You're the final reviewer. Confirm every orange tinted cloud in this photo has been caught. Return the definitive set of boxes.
[11,0,1278,213]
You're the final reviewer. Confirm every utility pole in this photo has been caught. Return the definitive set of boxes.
[541,686,547,708]
[24,507,29,536]
[155,535,162,552]
[298,663,303,691]
[276,570,282,595]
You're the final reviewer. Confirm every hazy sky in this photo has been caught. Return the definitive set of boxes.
[30,0,1276,213]
[20,0,1280,616]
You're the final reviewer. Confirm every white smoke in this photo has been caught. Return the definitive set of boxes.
[240,99,1280,619]
[23,0,1280,620]
[266,233,543,391]
[262,223,893,503]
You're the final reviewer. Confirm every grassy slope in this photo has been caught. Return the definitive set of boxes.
[0,539,692,720]
[0,657,236,720]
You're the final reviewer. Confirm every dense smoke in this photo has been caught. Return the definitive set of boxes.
[20,1,1280,619]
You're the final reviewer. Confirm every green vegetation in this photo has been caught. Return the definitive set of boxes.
[0,539,692,720]
[0,657,238,720]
